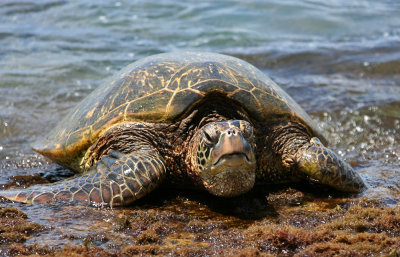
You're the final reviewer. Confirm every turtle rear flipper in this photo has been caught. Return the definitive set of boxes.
[0,149,166,206]
[295,137,366,192]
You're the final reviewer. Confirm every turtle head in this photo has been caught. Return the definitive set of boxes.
[190,120,256,197]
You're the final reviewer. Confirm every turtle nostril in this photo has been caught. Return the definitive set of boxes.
[227,129,237,136]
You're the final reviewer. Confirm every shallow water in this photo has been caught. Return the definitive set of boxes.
[0,0,399,251]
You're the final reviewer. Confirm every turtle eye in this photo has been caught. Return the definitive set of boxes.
[240,122,254,139]
[203,128,219,145]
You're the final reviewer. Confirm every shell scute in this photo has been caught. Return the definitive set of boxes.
[230,89,261,119]
[126,89,174,121]
[195,80,238,94]
[91,109,125,134]
[165,89,203,120]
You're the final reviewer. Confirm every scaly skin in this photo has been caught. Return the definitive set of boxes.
[1,149,166,206]
[255,121,366,192]
[295,137,366,192]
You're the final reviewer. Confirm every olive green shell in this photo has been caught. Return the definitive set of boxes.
[33,52,325,171]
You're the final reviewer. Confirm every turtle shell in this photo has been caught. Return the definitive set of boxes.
[33,52,326,171]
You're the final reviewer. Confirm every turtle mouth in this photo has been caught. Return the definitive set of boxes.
[206,153,256,197]
[212,152,251,167]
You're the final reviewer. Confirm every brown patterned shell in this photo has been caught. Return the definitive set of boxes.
[33,52,326,171]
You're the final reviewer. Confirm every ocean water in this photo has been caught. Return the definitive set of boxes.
[0,0,399,247]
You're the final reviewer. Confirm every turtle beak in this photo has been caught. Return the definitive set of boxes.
[211,127,255,172]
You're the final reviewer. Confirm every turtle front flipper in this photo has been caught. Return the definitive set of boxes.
[295,137,366,192]
[0,149,166,206]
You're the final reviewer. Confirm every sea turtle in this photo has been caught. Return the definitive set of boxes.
[0,52,365,206]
